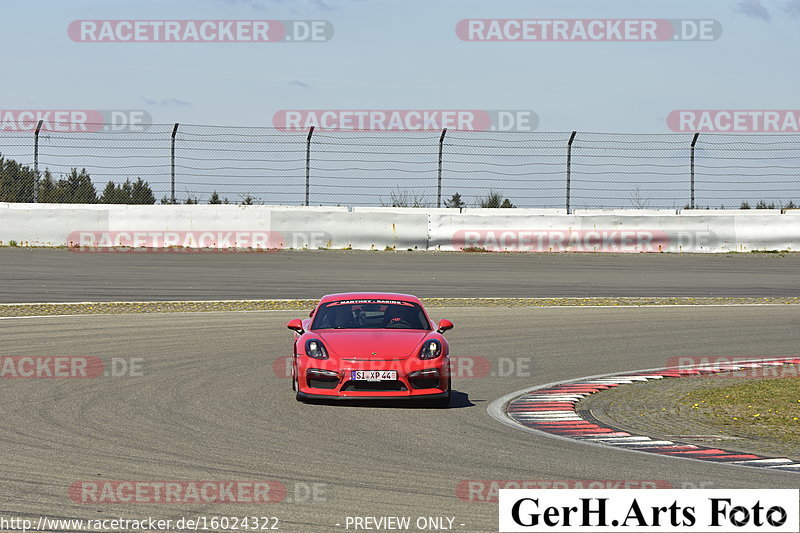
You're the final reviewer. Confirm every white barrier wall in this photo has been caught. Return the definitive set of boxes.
[271,207,430,250]
[428,213,800,252]
[0,203,798,253]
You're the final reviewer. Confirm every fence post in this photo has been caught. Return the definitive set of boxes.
[33,120,43,203]
[437,128,447,208]
[566,131,577,213]
[170,123,179,203]
[690,132,700,209]
[305,126,315,206]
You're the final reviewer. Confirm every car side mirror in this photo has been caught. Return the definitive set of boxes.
[287,319,305,334]
[437,319,454,334]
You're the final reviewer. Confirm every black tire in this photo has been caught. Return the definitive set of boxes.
[292,368,305,402]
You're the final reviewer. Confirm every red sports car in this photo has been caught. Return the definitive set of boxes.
[286,293,454,406]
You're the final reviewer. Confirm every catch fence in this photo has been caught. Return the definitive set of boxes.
[1,123,798,209]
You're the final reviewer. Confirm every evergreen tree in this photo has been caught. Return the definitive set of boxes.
[0,155,36,202]
[37,170,57,203]
[444,192,466,208]
[57,168,97,203]
[130,178,155,204]
[500,198,515,208]
[478,190,516,208]
[100,181,125,204]
[479,191,502,208]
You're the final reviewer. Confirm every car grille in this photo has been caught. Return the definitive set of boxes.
[408,376,441,389]
[340,380,407,392]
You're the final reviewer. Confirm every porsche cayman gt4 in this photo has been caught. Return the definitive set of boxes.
[286,293,453,405]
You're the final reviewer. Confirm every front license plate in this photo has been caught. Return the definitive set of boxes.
[350,370,397,381]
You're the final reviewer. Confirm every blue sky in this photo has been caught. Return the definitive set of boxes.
[2,0,799,132]
[1,0,798,208]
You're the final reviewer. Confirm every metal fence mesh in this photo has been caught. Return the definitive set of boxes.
[1,123,798,208]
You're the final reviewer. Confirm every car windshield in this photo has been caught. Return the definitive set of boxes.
[311,299,431,330]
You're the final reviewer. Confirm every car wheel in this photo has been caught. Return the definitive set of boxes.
[293,378,305,402]
[292,365,305,402]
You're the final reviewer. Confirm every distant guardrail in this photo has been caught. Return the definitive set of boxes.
[1,203,798,253]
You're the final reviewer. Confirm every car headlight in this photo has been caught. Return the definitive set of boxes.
[419,339,442,360]
[305,339,329,359]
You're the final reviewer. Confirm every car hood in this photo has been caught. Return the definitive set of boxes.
[312,329,431,359]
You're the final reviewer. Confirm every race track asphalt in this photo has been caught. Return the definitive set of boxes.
[1,305,799,532]
[1,248,799,302]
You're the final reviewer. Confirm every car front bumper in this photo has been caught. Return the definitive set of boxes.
[296,389,450,401]
[296,357,450,399]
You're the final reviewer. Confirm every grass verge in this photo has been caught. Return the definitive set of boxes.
[0,296,799,317]
[683,378,800,444]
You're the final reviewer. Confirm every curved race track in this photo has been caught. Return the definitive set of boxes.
[1,302,799,531]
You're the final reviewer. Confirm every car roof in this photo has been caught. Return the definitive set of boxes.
[317,292,423,305]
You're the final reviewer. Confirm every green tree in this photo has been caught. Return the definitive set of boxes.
[444,192,466,208]
[755,200,776,209]
[100,181,116,203]
[478,190,515,208]
[99,178,154,204]
[56,168,97,203]
[100,181,127,204]
[0,155,36,202]
[131,178,155,204]
[37,170,57,203]
[208,191,231,204]
[479,191,501,208]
